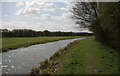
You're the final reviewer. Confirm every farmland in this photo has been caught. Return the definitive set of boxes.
[2,36,81,52]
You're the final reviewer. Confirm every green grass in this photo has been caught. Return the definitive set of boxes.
[1,36,81,52]
[40,37,119,74]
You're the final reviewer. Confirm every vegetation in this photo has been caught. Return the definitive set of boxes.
[2,36,82,52]
[1,29,93,37]
[71,2,120,51]
[35,37,118,75]
[1,2,119,75]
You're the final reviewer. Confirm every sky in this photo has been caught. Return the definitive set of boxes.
[0,0,90,32]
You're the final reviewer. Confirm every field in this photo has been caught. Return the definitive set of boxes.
[39,37,118,74]
[2,36,81,52]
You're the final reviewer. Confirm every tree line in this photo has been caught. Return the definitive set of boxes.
[0,29,94,37]
[72,2,120,51]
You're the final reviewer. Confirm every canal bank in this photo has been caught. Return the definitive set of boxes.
[32,37,118,75]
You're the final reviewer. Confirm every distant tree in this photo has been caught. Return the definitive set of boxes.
[2,29,93,37]
[43,30,51,36]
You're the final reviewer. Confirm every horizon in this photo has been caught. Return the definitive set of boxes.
[1,28,93,33]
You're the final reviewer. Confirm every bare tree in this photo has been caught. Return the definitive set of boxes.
[71,2,99,30]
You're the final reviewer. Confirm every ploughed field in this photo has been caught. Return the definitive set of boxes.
[2,36,81,52]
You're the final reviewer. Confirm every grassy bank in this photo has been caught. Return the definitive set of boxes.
[36,37,118,75]
[2,36,81,52]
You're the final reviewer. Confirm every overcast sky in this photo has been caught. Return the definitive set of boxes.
[0,0,90,32]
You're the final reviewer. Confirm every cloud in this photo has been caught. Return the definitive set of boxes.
[60,0,73,5]
[15,1,56,16]
[16,2,24,7]
[60,7,68,11]
[35,13,51,19]
[4,14,8,17]
[35,12,73,21]
[51,12,73,21]
[61,12,73,18]
[41,14,51,19]
[2,21,78,32]
[2,21,29,29]
[16,8,39,16]
[59,0,75,12]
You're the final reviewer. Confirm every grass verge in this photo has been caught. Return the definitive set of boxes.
[34,37,118,75]
[2,36,81,52]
